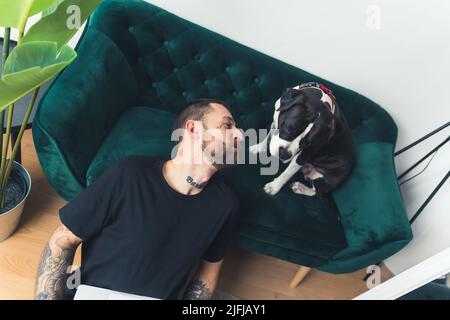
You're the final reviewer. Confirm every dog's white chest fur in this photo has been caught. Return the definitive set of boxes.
[301,165,323,180]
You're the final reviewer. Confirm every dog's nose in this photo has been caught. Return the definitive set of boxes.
[279,148,291,160]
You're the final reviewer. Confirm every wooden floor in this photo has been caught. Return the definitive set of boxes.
[0,130,392,300]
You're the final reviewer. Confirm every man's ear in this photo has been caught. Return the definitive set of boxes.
[185,119,203,140]
[277,89,305,112]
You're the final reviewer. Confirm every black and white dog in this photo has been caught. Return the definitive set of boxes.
[250,82,355,196]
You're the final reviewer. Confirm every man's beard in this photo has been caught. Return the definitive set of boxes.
[202,139,239,170]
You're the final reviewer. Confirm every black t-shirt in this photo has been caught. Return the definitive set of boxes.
[60,155,240,299]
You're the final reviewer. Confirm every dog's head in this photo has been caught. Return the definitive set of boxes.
[269,83,336,163]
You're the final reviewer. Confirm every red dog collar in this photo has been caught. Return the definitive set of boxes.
[295,82,336,114]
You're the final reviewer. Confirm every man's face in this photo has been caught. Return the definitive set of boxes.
[201,103,244,169]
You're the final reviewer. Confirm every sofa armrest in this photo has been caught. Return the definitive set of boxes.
[33,26,138,197]
[320,142,412,273]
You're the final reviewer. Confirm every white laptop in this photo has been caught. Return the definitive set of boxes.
[74,285,160,300]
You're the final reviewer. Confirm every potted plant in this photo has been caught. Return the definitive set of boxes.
[0,0,100,241]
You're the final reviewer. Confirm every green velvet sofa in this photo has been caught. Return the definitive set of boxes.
[32,0,412,279]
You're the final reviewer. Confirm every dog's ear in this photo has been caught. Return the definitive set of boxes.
[277,88,305,112]
[299,115,317,150]
[299,112,335,149]
[326,118,335,143]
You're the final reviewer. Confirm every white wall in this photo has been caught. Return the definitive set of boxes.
[3,0,449,274]
[145,0,450,274]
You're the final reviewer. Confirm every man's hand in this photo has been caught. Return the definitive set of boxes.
[35,224,82,300]
[183,259,224,300]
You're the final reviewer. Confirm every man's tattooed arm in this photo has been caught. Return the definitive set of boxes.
[183,260,224,300]
[35,224,82,300]
[184,279,212,300]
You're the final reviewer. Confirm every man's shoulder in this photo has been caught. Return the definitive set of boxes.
[99,155,165,185]
[112,155,165,173]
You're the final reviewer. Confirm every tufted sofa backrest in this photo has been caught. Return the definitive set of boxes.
[88,0,396,143]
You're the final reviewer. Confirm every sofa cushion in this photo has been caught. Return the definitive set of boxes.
[218,162,347,267]
[86,106,175,184]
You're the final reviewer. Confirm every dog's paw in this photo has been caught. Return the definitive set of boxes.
[249,143,264,154]
[290,181,316,196]
[264,181,282,196]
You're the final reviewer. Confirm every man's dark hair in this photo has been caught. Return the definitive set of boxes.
[172,98,232,131]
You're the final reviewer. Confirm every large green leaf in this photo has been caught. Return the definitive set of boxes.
[42,0,64,17]
[0,0,34,29]
[29,0,59,16]
[21,0,100,50]
[0,41,76,110]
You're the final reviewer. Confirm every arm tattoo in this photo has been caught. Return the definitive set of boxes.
[35,226,77,300]
[183,279,212,300]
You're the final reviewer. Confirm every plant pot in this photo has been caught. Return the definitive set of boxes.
[0,161,32,242]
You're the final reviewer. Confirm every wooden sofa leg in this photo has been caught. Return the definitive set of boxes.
[289,266,312,288]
